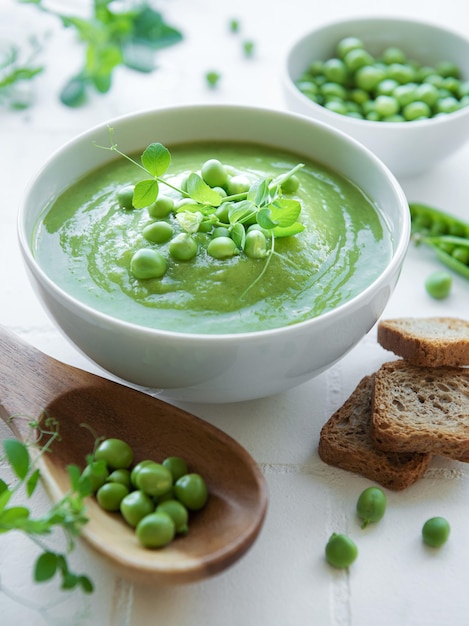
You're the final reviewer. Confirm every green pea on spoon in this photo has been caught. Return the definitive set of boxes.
[0,325,268,585]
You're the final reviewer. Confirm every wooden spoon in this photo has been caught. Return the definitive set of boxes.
[0,326,268,585]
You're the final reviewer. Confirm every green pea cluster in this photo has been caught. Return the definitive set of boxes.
[82,438,208,549]
[118,157,301,282]
[296,36,469,122]
[410,202,469,280]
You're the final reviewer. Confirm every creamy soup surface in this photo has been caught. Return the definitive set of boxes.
[33,141,392,334]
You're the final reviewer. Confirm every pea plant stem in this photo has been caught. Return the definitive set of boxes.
[97,141,191,198]
[240,235,276,299]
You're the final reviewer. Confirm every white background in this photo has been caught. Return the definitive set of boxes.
[1,0,469,624]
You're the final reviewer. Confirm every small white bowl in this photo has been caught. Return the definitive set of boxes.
[18,104,409,403]
[283,16,469,178]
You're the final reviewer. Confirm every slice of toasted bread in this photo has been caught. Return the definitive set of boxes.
[318,374,431,490]
[371,360,469,461]
[377,317,469,367]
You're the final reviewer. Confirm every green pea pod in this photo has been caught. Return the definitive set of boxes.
[409,202,469,238]
[422,235,469,279]
[409,203,469,279]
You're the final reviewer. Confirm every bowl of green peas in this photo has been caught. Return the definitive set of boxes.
[283,16,469,178]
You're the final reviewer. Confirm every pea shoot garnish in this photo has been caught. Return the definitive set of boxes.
[0,37,44,110]
[96,130,305,297]
[0,415,93,606]
[20,0,183,107]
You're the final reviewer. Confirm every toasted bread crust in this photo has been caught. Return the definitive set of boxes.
[318,374,431,490]
[377,317,469,367]
[371,360,469,461]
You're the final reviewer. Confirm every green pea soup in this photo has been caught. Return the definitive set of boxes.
[33,141,392,334]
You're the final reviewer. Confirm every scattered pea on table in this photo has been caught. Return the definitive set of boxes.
[325,533,358,569]
[425,270,452,299]
[356,486,387,528]
[422,517,451,547]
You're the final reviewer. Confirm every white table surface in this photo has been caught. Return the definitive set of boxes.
[1,0,469,624]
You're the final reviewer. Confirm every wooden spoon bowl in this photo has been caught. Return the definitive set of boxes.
[0,326,268,585]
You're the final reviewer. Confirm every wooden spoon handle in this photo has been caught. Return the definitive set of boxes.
[0,326,76,440]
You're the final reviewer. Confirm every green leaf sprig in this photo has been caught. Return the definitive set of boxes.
[96,129,305,296]
[18,0,183,107]
[0,36,44,109]
[0,415,93,596]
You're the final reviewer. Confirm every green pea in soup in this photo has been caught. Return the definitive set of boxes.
[33,142,392,334]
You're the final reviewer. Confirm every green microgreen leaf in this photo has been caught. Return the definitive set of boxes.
[34,551,58,583]
[256,208,278,230]
[68,463,92,497]
[186,173,222,206]
[269,198,302,228]
[0,488,12,514]
[0,65,43,89]
[26,468,41,497]
[14,518,51,534]
[86,43,122,91]
[92,73,112,94]
[0,506,30,525]
[247,177,272,206]
[84,453,94,465]
[230,223,246,250]
[61,571,79,590]
[0,478,8,495]
[79,575,95,594]
[131,7,183,50]
[4,439,30,480]
[228,200,256,224]
[141,143,171,177]
[133,179,159,208]
[273,222,305,238]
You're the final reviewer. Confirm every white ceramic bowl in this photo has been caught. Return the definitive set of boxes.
[18,104,409,403]
[283,16,469,178]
